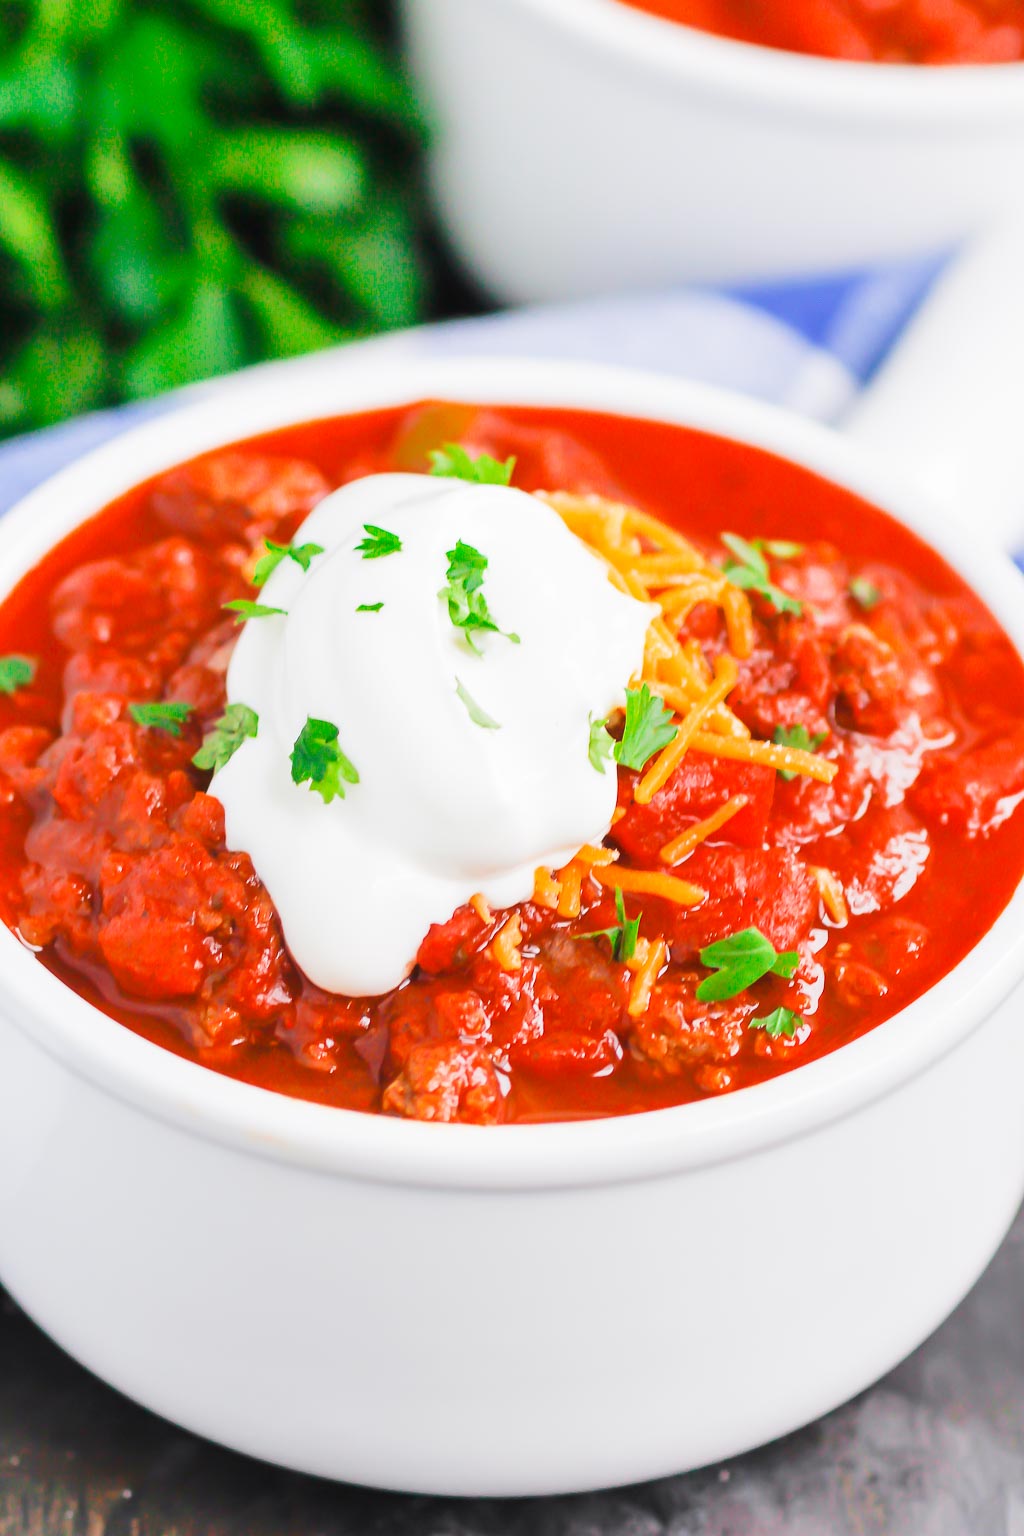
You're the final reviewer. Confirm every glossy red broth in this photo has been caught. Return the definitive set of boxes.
[1,401,1022,1124]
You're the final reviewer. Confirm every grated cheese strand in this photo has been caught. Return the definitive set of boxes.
[628,939,668,1018]
[660,793,750,866]
[689,730,838,784]
[635,653,740,806]
[488,912,523,972]
[592,864,705,907]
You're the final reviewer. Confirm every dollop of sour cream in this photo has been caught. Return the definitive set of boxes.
[212,473,654,996]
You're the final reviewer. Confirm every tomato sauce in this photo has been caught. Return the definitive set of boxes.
[614,0,1024,62]
[1,402,1023,1124]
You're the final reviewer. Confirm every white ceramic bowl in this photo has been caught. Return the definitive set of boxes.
[399,0,1024,301]
[1,357,1023,1497]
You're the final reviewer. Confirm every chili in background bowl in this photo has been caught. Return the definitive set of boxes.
[398,0,1024,301]
[0,358,1022,1494]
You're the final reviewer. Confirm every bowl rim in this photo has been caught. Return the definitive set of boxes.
[2,352,1024,1191]
[497,0,1024,118]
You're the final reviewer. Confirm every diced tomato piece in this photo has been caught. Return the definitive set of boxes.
[416,904,486,973]
[671,846,819,957]
[631,974,754,1074]
[99,912,209,999]
[613,755,776,863]
[909,724,1024,837]
[151,452,329,543]
[382,1042,505,1124]
[827,803,931,916]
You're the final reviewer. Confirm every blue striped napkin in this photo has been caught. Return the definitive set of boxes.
[0,254,946,518]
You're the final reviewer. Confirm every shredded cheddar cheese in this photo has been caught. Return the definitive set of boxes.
[627,938,667,1018]
[488,912,523,972]
[523,492,838,1020]
[660,793,749,866]
[591,864,705,907]
[532,867,561,910]
[470,892,492,925]
[813,866,850,926]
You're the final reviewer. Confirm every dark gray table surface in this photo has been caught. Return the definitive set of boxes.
[3,1204,1024,1536]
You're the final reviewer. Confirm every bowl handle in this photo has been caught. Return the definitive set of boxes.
[842,223,1024,558]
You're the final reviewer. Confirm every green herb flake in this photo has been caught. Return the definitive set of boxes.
[355,524,402,560]
[290,716,359,803]
[721,532,803,617]
[253,540,325,586]
[356,602,384,613]
[440,539,519,654]
[192,703,259,774]
[849,576,883,611]
[772,724,827,782]
[0,655,36,696]
[224,599,287,624]
[696,926,800,1003]
[756,538,804,560]
[588,713,616,774]
[129,700,195,737]
[614,684,677,772]
[578,888,641,963]
[455,677,500,730]
[429,443,516,486]
[750,1006,803,1039]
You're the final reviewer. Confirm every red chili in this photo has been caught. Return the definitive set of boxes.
[1,401,1023,1125]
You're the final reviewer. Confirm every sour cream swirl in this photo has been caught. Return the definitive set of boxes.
[212,473,654,995]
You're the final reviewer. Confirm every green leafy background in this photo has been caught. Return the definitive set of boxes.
[0,0,432,438]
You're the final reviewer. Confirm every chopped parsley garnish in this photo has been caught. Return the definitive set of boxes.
[252,540,324,586]
[772,724,827,782]
[356,524,402,560]
[129,700,195,737]
[455,677,500,730]
[290,716,360,803]
[614,684,677,772]
[579,887,640,963]
[356,602,384,613]
[588,713,616,773]
[721,532,802,616]
[440,539,520,654]
[428,443,516,486]
[755,538,804,560]
[192,703,258,773]
[224,599,287,624]
[696,926,799,1003]
[750,1006,803,1039]
[0,655,36,695]
[849,576,882,611]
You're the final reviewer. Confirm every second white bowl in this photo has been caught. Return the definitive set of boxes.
[400,0,1024,301]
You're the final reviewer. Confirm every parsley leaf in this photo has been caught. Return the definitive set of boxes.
[772,724,827,782]
[224,599,287,624]
[696,927,800,1002]
[849,576,882,611]
[192,703,258,774]
[721,532,802,617]
[0,655,36,695]
[455,677,501,730]
[579,888,641,963]
[755,538,804,560]
[356,602,384,613]
[290,716,360,803]
[750,1006,803,1039]
[355,524,402,560]
[588,713,616,774]
[253,540,325,586]
[129,700,195,737]
[429,443,516,486]
[440,539,519,654]
[614,684,677,772]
